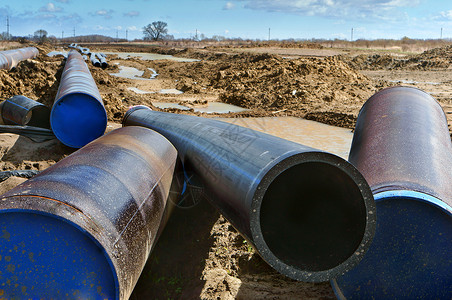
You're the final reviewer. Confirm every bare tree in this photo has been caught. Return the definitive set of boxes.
[0,32,12,41]
[143,21,168,41]
[34,29,48,43]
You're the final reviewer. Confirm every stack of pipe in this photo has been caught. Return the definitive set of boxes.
[96,52,108,68]
[90,53,101,67]
[332,86,452,299]
[123,106,377,282]
[0,47,39,70]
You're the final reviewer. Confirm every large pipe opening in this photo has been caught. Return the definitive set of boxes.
[260,161,367,272]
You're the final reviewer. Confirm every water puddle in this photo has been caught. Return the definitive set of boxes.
[104,52,199,62]
[110,66,157,80]
[47,51,68,58]
[153,102,248,114]
[216,117,353,159]
[159,89,184,95]
[127,87,154,94]
[127,88,184,94]
[153,102,190,110]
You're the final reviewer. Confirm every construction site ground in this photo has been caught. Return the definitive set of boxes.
[0,41,451,299]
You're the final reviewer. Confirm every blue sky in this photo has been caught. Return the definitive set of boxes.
[1,0,451,40]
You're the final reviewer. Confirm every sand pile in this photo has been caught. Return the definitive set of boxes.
[215,54,375,112]
[147,51,382,127]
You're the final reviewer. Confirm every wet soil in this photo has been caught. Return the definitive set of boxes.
[1,41,452,299]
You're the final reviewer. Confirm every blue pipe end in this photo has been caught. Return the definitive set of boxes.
[0,210,118,299]
[51,92,107,148]
[331,190,452,299]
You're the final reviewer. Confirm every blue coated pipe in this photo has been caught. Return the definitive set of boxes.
[51,49,107,148]
[331,86,452,299]
[0,126,178,299]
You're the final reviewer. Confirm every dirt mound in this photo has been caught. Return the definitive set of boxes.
[146,51,381,121]
[0,59,61,107]
[214,54,377,117]
[344,45,452,70]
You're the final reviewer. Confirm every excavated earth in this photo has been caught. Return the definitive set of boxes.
[0,41,452,299]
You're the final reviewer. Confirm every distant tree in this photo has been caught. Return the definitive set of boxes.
[143,21,168,41]
[0,32,12,40]
[34,29,48,43]
[212,35,225,41]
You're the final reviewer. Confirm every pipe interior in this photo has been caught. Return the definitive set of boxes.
[260,161,367,271]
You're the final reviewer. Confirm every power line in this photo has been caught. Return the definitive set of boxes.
[6,15,10,40]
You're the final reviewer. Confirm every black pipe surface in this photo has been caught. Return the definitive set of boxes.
[0,95,50,128]
[0,126,178,299]
[331,86,452,299]
[123,106,376,282]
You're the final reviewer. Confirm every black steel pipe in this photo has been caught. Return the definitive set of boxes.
[122,106,376,282]
[0,95,50,128]
[51,49,107,148]
[0,126,178,299]
[0,47,39,70]
[332,86,452,299]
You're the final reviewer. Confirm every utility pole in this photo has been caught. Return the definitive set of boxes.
[195,29,198,41]
[116,29,118,42]
[351,27,353,41]
[62,30,64,40]
[441,27,443,39]
[73,27,75,38]
[268,28,270,41]
[126,29,128,41]
[6,15,10,40]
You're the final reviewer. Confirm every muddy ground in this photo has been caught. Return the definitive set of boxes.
[0,41,452,299]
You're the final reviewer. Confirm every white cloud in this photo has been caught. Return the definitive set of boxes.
[95,25,107,30]
[124,11,140,17]
[39,3,63,13]
[39,13,57,19]
[439,10,452,20]
[127,26,138,31]
[223,2,235,10]
[224,29,230,34]
[115,25,123,30]
[232,0,421,21]
[92,9,114,19]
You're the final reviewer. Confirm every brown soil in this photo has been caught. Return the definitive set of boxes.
[1,41,452,299]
